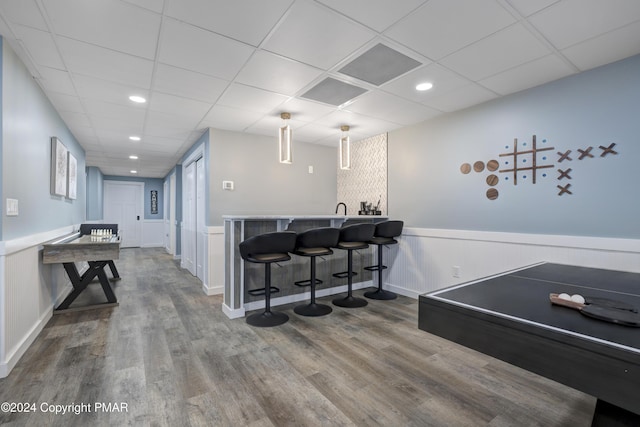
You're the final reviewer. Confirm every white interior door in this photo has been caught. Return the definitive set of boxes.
[182,162,196,275]
[196,158,206,281]
[104,181,143,248]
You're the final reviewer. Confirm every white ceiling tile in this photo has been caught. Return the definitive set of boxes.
[198,105,264,131]
[529,0,640,49]
[441,23,552,81]
[144,110,203,134]
[343,90,400,119]
[43,0,161,59]
[158,18,255,79]
[235,50,323,96]
[263,1,375,70]
[423,83,498,112]
[561,21,640,71]
[93,116,144,135]
[294,123,340,143]
[480,54,575,95]
[218,84,289,114]
[316,110,402,136]
[149,92,212,121]
[145,111,202,138]
[11,25,64,69]
[275,98,336,122]
[59,111,92,128]
[164,0,293,46]
[0,0,47,30]
[121,0,165,13]
[58,37,154,88]
[506,0,560,17]
[152,64,229,103]
[316,0,427,32]
[74,74,148,105]
[47,93,84,113]
[384,0,516,60]
[83,99,146,123]
[381,63,471,104]
[36,66,76,95]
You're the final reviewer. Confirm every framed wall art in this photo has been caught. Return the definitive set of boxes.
[50,137,68,197]
[67,152,77,199]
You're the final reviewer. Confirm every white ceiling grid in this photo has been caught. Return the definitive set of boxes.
[0,0,637,177]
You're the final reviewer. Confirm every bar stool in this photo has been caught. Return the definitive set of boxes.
[239,231,297,327]
[293,227,340,316]
[332,223,376,308]
[364,220,404,300]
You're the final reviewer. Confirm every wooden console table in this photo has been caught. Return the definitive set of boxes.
[42,233,121,312]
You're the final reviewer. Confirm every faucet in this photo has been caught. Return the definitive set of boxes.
[335,202,347,215]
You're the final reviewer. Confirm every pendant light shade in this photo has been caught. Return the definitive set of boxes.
[279,112,292,164]
[339,125,351,170]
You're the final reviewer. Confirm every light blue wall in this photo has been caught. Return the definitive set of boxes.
[86,166,103,221]
[1,39,86,240]
[208,128,337,226]
[103,175,164,220]
[389,54,640,239]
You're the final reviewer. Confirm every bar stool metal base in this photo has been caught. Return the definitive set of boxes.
[246,311,289,327]
[332,295,368,308]
[294,302,332,317]
[364,288,397,300]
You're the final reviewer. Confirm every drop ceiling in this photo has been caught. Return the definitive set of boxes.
[0,0,639,178]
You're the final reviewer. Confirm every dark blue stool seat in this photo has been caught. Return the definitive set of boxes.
[293,227,340,316]
[364,221,403,300]
[239,231,297,327]
[332,223,375,308]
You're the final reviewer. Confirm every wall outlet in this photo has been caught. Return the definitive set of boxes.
[452,265,461,278]
[308,165,314,174]
[222,180,234,190]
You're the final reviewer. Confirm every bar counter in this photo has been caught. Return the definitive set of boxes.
[222,214,388,319]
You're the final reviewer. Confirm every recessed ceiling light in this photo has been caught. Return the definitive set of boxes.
[416,82,433,91]
[129,155,138,160]
[129,95,146,103]
[129,136,141,141]
[130,170,138,174]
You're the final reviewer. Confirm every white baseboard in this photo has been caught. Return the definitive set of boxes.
[203,283,223,296]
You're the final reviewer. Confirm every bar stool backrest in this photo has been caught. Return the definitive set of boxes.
[375,221,403,238]
[239,231,297,262]
[339,223,375,243]
[296,227,340,250]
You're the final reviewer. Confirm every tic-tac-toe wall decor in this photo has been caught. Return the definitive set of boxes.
[460,135,620,200]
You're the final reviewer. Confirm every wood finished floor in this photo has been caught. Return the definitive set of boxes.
[0,248,595,427]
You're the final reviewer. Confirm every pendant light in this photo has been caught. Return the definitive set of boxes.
[279,112,292,164]
[339,125,351,170]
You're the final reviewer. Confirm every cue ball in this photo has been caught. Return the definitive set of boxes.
[558,293,571,301]
[571,294,585,304]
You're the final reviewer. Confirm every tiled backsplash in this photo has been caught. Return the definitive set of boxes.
[337,133,387,216]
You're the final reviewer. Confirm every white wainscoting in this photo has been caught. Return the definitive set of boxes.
[141,219,164,248]
[0,226,75,378]
[204,226,224,296]
[385,228,640,299]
